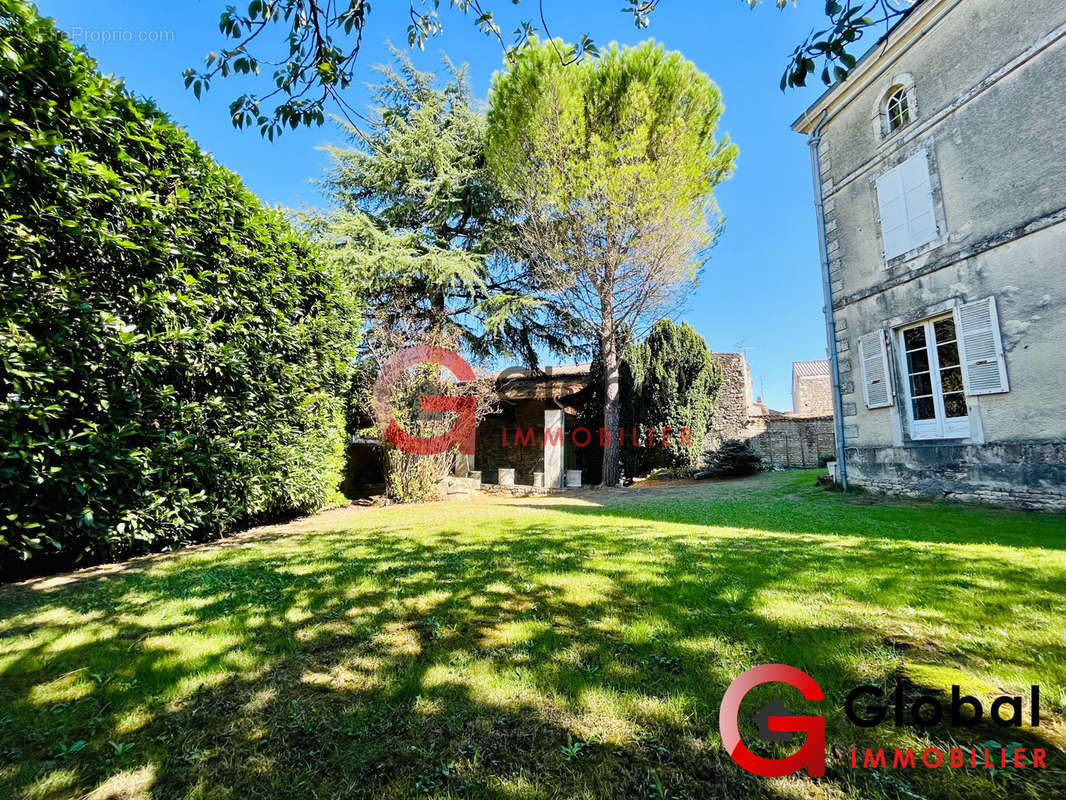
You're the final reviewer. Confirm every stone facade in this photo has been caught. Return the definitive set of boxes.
[792,361,833,415]
[704,353,755,449]
[704,353,836,469]
[846,441,1066,511]
[793,0,1066,509]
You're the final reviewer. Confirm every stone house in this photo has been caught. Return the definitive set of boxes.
[792,0,1066,508]
[473,364,591,487]
[792,360,833,416]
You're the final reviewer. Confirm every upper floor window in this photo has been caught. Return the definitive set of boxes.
[886,87,911,132]
[876,77,916,139]
[875,150,938,261]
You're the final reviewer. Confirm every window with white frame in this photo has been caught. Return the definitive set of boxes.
[885,86,911,133]
[875,151,938,261]
[898,315,969,439]
[860,298,1009,439]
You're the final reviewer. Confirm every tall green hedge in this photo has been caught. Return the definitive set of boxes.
[0,1,358,574]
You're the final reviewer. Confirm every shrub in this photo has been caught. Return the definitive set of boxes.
[703,439,764,478]
[621,320,720,478]
[0,3,358,574]
[580,320,720,483]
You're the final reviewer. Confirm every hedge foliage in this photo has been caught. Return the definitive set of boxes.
[0,1,358,574]
[622,319,721,477]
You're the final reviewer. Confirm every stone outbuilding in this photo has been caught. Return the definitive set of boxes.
[792,360,833,416]
[473,364,591,488]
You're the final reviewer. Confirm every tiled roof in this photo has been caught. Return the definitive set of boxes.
[793,360,830,378]
[488,363,592,380]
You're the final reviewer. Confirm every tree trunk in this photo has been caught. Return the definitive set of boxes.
[600,321,621,487]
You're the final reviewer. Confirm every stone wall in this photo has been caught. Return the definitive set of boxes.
[700,351,836,469]
[475,400,547,485]
[846,441,1066,511]
[794,375,833,416]
[745,415,836,469]
[705,353,753,449]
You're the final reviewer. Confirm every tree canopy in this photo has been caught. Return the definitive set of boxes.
[307,48,571,366]
[187,0,915,138]
[485,39,737,485]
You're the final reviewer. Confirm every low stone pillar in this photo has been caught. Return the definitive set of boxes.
[532,471,544,488]
[469,470,482,488]
[566,469,582,488]
[544,409,564,488]
[498,468,515,487]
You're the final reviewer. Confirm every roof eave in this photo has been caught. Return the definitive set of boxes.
[791,0,936,134]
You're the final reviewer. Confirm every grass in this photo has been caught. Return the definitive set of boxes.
[1,470,1064,800]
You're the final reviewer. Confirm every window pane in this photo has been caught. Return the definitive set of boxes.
[912,397,936,420]
[940,367,964,394]
[937,341,960,368]
[903,327,926,351]
[887,90,910,131]
[909,372,933,397]
[944,393,968,418]
[906,348,930,374]
[933,317,957,344]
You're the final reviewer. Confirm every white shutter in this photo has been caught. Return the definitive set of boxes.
[876,167,909,260]
[876,151,938,260]
[900,151,938,248]
[956,296,1009,395]
[859,330,893,409]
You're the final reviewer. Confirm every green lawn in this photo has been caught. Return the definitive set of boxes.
[1,471,1064,800]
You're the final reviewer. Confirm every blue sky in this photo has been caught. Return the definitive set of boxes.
[36,0,837,411]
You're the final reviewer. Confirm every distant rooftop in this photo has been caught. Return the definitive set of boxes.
[793,360,830,378]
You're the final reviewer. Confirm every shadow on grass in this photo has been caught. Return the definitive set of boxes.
[1,478,1064,799]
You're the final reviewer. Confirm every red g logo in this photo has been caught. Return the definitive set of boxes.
[371,346,477,456]
[719,664,826,777]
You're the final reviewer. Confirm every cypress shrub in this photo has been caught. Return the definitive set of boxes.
[614,320,720,479]
[0,2,358,574]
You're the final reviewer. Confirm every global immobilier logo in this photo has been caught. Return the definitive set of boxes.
[371,346,477,456]
[719,664,1047,778]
